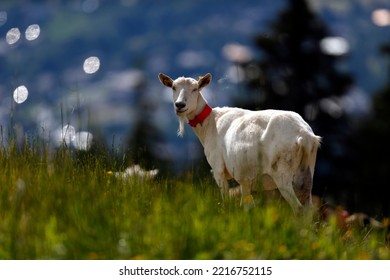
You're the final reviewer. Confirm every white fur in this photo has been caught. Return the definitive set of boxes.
[158,73,321,213]
[178,115,186,137]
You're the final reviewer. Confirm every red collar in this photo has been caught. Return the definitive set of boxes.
[188,104,212,127]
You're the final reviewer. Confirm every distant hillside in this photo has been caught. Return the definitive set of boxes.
[0,0,389,171]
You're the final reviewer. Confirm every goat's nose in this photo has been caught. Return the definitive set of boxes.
[175,101,186,109]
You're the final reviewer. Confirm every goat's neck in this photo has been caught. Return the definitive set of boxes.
[187,93,209,121]
[189,94,215,146]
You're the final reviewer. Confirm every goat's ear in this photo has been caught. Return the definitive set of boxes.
[158,73,173,88]
[198,73,212,90]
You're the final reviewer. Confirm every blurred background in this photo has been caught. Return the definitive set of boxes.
[1,0,390,216]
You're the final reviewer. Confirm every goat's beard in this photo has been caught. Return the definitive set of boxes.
[177,115,185,137]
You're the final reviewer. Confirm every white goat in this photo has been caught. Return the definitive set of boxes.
[158,73,321,213]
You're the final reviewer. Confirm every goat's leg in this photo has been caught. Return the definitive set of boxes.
[219,180,230,201]
[293,167,313,207]
[213,172,229,201]
[273,174,303,214]
[278,186,302,214]
[240,181,256,209]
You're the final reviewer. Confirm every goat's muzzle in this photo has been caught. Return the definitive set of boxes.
[175,102,187,115]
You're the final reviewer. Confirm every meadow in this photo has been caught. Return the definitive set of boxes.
[0,137,389,260]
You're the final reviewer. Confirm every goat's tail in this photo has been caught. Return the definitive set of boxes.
[293,133,321,205]
[297,133,321,171]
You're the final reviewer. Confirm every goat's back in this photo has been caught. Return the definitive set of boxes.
[212,107,320,197]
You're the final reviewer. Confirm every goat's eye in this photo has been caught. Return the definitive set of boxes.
[172,86,176,91]
[193,88,198,92]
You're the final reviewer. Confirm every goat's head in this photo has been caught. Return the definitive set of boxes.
[158,73,211,116]
[158,73,212,136]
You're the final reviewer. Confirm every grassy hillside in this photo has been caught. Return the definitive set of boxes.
[0,138,389,260]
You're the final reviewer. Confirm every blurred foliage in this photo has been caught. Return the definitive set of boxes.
[0,140,389,259]
[345,42,390,216]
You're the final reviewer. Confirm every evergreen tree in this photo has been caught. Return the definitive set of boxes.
[126,75,171,176]
[238,0,354,200]
[346,42,390,215]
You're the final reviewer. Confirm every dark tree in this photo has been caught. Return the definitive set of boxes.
[125,75,172,176]
[238,0,354,202]
[346,42,390,216]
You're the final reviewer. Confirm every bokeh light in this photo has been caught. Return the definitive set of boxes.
[57,125,76,146]
[25,24,41,41]
[222,43,253,63]
[372,9,390,27]
[83,56,100,74]
[320,36,350,56]
[74,131,93,150]
[6,27,21,45]
[13,85,29,104]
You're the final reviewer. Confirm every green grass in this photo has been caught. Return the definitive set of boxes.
[0,139,389,260]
